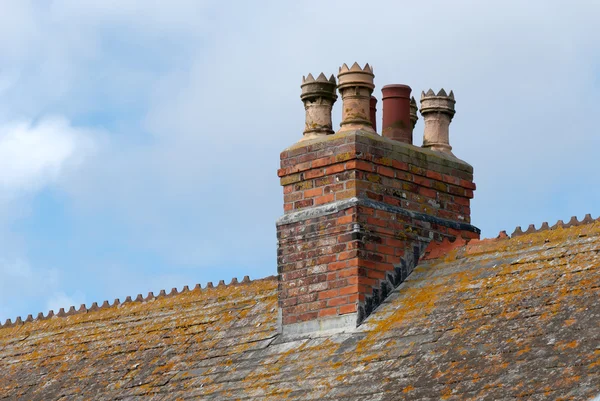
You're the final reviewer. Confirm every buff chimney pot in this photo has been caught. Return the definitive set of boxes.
[420,89,456,154]
[300,72,338,140]
[337,62,375,133]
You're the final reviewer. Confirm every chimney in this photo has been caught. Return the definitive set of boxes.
[277,64,479,338]
[381,84,413,143]
[420,89,455,154]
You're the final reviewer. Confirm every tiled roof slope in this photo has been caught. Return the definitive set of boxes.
[1,223,599,400]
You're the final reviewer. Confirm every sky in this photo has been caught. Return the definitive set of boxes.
[0,0,599,322]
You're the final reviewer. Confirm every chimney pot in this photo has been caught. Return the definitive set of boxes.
[410,96,418,129]
[381,84,413,144]
[420,89,456,154]
[300,73,337,140]
[369,96,377,132]
[337,63,375,133]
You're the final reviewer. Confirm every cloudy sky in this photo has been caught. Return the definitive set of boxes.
[0,0,598,322]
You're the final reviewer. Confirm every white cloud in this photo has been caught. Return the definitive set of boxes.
[0,116,99,321]
[0,117,96,196]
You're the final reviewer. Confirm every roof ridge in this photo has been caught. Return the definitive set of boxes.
[507,213,597,238]
[0,275,270,330]
[421,213,600,262]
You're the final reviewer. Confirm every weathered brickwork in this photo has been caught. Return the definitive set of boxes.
[277,129,480,327]
[278,130,475,222]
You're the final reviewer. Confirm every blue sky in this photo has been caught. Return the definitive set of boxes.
[1,0,599,322]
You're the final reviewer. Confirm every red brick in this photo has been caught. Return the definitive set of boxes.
[335,190,356,201]
[329,279,348,289]
[298,293,318,304]
[282,315,297,325]
[318,308,338,318]
[305,169,325,179]
[284,192,303,203]
[316,255,337,265]
[338,267,359,278]
[318,289,339,300]
[339,285,359,296]
[281,297,298,307]
[442,174,460,185]
[326,164,345,174]
[419,187,437,199]
[307,300,327,311]
[413,175,432,187]
[336,215,353,225]
[348,293,365,303]
[447,185,466,196]
[315,193,335,205]
[366,217,387,227]
[304,187,323,198]
[327,296,348,307]
[315,176,334,186]
[339,304,357,314]
[376,245,394,255]
[323,183,344,194]
[298,312,318,322]
[312,156,334,168]
[391,160,409,171]
[288,146,308,157]
[459,179,476,190]
[294,199,314,209]
[378,166,394,178]
[329,261,349,271]
[454,197,470,206]
[367,269,386,279]
[355,160,374,171]
[338,250,358,261]
[425,170,443,181]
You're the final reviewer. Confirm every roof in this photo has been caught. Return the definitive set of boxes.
[1,220,599,400]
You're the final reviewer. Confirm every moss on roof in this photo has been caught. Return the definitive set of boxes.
[1,224,599,400]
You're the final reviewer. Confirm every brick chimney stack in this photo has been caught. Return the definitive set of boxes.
[277,63,479,338]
